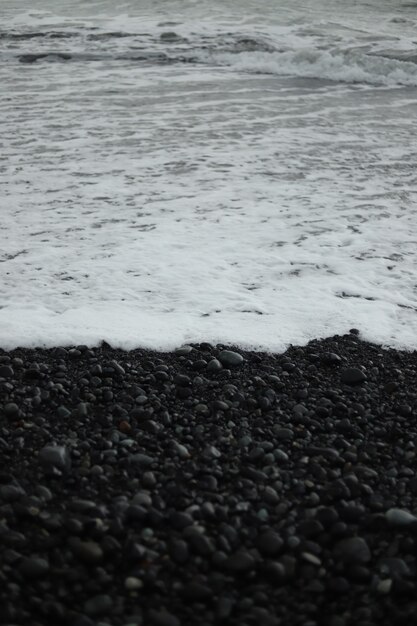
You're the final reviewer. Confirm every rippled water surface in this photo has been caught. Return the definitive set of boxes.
[1,0,417,350]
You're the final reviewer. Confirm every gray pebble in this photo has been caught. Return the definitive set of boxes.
[341,368,367,385]
[19,557,49,578]
[224,551,255,573]
[39,445,71,473]
[84,594,113,616]
[334,537,371,564]
[218,350,244,367]
[385,508,417,527]
[128,453,155,466]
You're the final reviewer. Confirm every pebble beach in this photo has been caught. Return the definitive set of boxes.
[1,333,417,625]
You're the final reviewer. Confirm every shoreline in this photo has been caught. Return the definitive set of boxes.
[1,331,417,625]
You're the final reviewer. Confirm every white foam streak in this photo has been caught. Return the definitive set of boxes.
[209,49,417,87]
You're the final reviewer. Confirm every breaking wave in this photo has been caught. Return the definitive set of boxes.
[204,48,417,87]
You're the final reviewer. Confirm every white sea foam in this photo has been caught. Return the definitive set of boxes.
[1,0,417,352]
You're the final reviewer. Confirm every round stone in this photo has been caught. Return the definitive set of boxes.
[84,595,113,616]
[333,537,371,564]
[341,368,367,385]
[207,359,223,372]
[218,350,244,367]
[124,577,143,590]
[4,403,19,417]
[256,531,284,556]
[0,365,14,378]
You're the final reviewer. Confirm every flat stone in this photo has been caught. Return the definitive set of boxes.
[128,453,155,466]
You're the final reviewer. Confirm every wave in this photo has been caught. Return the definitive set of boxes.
[4,23,417,88]
[203,48,417,87]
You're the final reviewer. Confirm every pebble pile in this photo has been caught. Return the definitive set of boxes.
[1,330,417,625]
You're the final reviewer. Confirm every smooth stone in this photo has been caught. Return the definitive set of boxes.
[256,531,284,556]
[224,551,255,573]
[0,365,14,378]
[174,345,193,356]
[341,368,367,385]
[170,441,190,459]
[385,508,417,527]
[128,453,155,466]
[39,445,71,472]
[379,557,410,577]
[333,537,371,564]
[169,538,189,564]
[70,540,103,564]
[148,609,180,626]
[4,403,19,417]
[0,485,26,502]
[218,350,244,367]
[182,582,212,601]
[207,358,223,372]
[19,557,49,578]
[84,595,113,616]
[124,576,143,590]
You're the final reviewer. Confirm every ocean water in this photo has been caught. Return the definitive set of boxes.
[1,0,417,351]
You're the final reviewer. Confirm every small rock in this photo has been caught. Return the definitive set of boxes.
[0,484,26,502]
[341,368,367,385]
[182,581,212,601]
[19,557,49,578]
[175,345,193,356]
[70,540,103,564]
[322,352,342,364]
[169,538,189,564]
[4,403,19,417]
[207,359,223,373]
[170,440,190,459]
[377,578,392,594]
[385,508,417,528]
[333,537,371,564]
[124,576,143,590]
[84,595,113,616]
[256,531,284,556]
[39,445,71,473]
[218,350,244,367]
[224,551,255,573]
[148,609,180,626]
[0,365,14,378]
[128,453,155,466]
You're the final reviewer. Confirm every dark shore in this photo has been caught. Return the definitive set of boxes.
[1,331,417,626]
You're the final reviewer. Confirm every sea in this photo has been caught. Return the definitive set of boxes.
[1,0,417,352]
